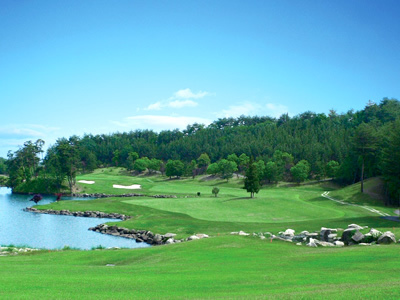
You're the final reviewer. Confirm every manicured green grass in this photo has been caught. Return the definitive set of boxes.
[1,236,400,299]
[3,168,400,299]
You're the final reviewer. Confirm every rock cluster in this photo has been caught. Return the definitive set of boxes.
[72,193,177,199]
[24,207,130,220]
[235,224,398,247]
[89,224,208,246]
[0,246,39,256]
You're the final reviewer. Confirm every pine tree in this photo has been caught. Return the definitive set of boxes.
[244,158,260,198]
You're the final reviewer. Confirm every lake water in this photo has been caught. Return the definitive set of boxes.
[0,187,149,250]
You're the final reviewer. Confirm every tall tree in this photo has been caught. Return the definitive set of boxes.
[244,158,260,198]
[352,123,378,193]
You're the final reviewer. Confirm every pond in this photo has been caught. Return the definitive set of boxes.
[0,187,149,250]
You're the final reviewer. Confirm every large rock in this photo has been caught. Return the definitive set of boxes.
[348,224,367,230]
[334,241,344,247]
[377,232,396,244]
[369,228,382,239]
[351,231,365,243]
[283,229,295,236]
[307,238,318,248]
[341,228,357,244]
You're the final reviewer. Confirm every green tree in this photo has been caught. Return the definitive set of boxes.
[264,161,279,183]
[147,158,162,174]
[244,158,260,198]
[238,153,250,174]
[206,163,219,176]
[197,153,211,174]
[290,160,311,183]
[218,159,238,181]
[212,187,220,197]
[381,120,400,204]
[165,160,184,178]
[126,152,139,171]
[326,160,340,178]
[133,158,149,173]
[352,123,378,192]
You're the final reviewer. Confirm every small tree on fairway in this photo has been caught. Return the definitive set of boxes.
[212,187,220,197]
[244,158,260,198]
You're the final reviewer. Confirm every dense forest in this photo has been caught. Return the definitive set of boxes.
[3,98,400,204]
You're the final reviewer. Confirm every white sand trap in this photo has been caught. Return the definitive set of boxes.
[113,184,141,190]
[78,180,95,184]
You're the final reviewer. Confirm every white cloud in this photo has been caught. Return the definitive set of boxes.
[112,115,212,131]
[218,102,261,118]
[174,88,209,99]
[265,103,289,118]
[146,102,163,111]
[168,100,198,108]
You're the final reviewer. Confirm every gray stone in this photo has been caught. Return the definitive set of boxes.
[334,241,344,247]
[195,233,209,239]
[307,238,318,247]
[164,233,177,238]
[377,232,396,244]
[351,231,365,243]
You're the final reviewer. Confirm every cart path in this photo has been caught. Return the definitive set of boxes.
[321,191,390,217]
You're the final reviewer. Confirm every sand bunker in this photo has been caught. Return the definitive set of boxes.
[113,184,141,190]
[78,180,95,184]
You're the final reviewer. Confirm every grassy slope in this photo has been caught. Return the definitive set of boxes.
[1,237,400,299]
[2,168,400,299]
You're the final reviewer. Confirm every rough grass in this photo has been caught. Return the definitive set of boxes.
[2,168,400,299]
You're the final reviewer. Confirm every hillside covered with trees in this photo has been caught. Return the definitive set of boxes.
[4,98,400,204]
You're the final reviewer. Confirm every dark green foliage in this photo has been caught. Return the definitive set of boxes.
[218,159,238,181]
[352,122,378,192]
[4,98,400,197]
[244,158,260,198]
[165,160,184,178]
[206,163,219,176]
[290,160,311,183]
[381,119,400,204]
[133,158,149,173]
[0,157,7,174]
[212,187,220,197]
[326,160,340,178]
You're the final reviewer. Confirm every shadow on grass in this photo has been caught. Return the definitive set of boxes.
[222,197,253,202]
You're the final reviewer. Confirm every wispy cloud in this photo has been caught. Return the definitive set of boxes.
[218,102,261,118]
[265,103,289,118]
[0,124,59,139]
[112,115,212,131]
[146,102,163,111]
[216,102,289,119]
[168,100,198,108]
[174,88,210,99]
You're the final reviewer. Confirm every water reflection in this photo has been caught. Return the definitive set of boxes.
[0,187,149,250]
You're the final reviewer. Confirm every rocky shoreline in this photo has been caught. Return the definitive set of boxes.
[24,207,209,246]
[24,207,131,220]
[72,193,177,199]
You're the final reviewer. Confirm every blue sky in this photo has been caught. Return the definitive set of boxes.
[1,0,400,158]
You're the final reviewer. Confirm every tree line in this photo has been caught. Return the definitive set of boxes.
[3,98,400,203]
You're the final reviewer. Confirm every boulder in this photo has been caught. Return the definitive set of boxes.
[195,234,209,239]
[238,231,250,236]
[283,229,295,236]
[348,224,367,230]
[334,241,344,247]
[165,238,175,244]
[188,235,200,241]
[307,238,318,248]
[369,228,382,239]
[164,233,177,238]
[351,231,365,243]
[377,232,396,244]
[341,228,357,244]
